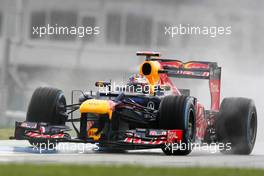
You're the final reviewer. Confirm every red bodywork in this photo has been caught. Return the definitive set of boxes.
[157,60,221,140]
[124,129,183,145]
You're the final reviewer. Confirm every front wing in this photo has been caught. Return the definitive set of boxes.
[11,121,183,149]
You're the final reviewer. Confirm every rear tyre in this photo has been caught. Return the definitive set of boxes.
[159,95,196,155]
[26,87,67,148]
[216,97,257,155]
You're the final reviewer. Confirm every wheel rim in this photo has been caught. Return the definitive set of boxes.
[188,109,195,142]
[188,122,193,139]
[56,94,66,114]
[55,93,67,123]
[249,112,257,145]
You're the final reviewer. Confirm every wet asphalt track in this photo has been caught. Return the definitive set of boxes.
[0,140,264,168]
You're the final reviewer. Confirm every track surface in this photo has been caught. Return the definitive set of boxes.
[0,140,264,168]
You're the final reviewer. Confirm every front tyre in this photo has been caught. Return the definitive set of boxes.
[26,87,67,147]
[26,87,67,125]
[159,96,196,155]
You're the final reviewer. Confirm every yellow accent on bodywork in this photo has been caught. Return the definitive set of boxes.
[80,99,113,119]
[87,128,101,141]
[140,61,161,94]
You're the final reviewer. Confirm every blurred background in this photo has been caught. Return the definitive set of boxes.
[0,0,263,141]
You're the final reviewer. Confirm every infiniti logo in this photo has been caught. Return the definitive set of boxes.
[147,101,155,110]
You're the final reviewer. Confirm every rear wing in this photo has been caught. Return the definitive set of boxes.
[136,51,221,80]
[158,60,220,80]
[137,51,221,111]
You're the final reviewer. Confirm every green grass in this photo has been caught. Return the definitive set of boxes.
[0,128,13,140]
[0,164,263,176]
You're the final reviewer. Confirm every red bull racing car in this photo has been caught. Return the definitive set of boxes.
[11,51,257,155]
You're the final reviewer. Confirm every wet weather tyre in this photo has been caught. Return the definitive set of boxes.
[159,95,196,155]
[216,97,257,155]
[26,87,67,125]
[26,87,67,148]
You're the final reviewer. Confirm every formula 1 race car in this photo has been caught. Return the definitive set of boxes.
[11,51,257,155]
